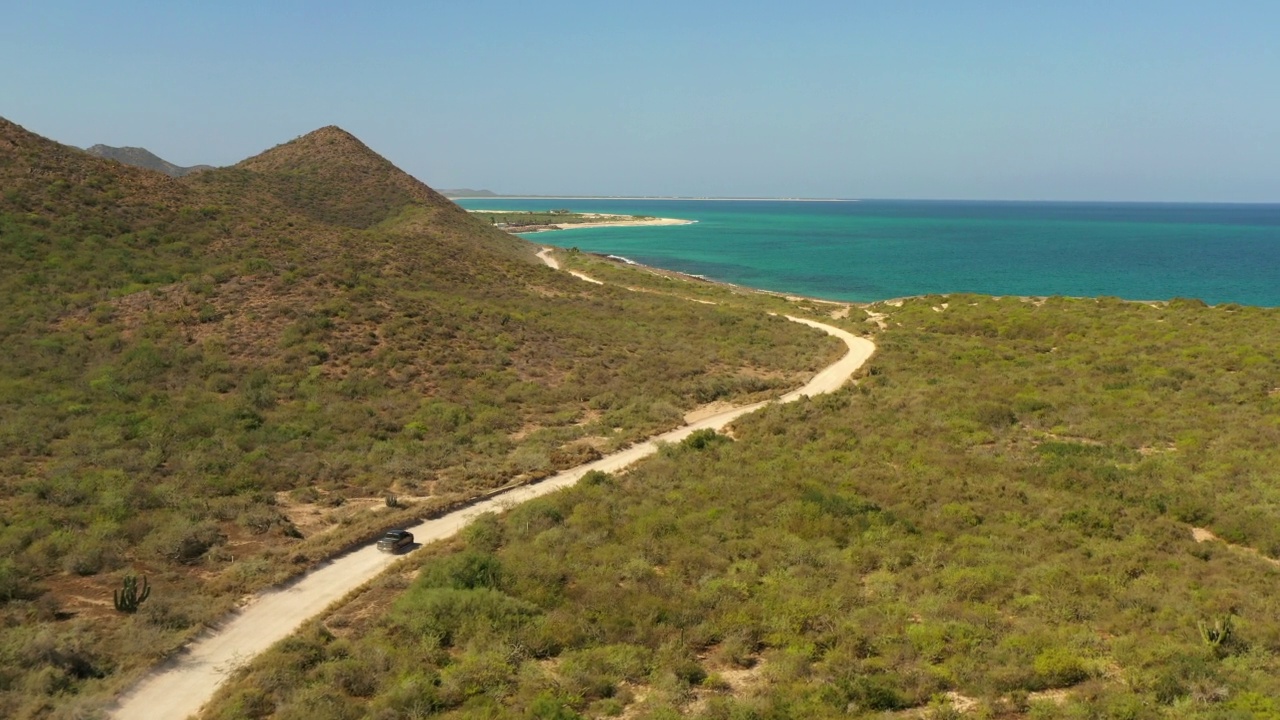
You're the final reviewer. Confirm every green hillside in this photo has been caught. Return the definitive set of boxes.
[0,118,839,717]
[205,291,1280,719]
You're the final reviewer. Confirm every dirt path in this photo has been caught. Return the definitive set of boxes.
[536,246,602,284]
[1192,526,1280,568]
[109,250,874,720]
[535,247,561,269]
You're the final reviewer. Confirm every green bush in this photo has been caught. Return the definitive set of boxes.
[438,649,516,706]
[1032,648,1090,689]
[0,559,25,602]
[391,587,538,648]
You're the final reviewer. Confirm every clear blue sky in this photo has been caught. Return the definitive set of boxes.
[4,1,1278,201]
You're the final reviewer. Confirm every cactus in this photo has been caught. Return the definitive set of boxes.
[113,574,151,613]
[1198,615,1234,650]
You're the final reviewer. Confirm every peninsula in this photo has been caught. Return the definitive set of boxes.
[467,208,695,233]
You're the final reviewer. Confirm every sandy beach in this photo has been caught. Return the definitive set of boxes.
[552,216,695,230]
[468,209,696,231]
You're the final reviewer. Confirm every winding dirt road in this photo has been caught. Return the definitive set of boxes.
[109,249,874,720]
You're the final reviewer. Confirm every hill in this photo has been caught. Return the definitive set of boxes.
[440,188,500,198]
[0,117,839,717]
[83,144,214,177]
[233,126,464,228]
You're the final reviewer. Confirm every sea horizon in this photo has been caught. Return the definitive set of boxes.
[454,195,1280,206]
[458,198,1280,307]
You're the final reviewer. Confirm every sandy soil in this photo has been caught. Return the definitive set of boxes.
[569,271,604,284]
[108,251,874,720]
[535,247,561,269]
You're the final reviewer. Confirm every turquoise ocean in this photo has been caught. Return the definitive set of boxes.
[457,199,1280,307]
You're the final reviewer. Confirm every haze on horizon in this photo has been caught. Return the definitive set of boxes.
[4,1,1278,203]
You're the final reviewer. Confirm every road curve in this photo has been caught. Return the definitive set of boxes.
[108,250,875,720]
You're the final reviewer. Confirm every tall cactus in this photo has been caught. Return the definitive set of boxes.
[1198,615,1232,646]
[113,574,151,613]
[1198,615,1235,656]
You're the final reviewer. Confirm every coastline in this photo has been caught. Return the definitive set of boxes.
[553,246,865,315]
[478,201,1280,307]
[551,247,1190,314]
[469,209,697,232]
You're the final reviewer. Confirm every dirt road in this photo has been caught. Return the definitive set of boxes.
[108,251,874,720]
[536,246,603,284]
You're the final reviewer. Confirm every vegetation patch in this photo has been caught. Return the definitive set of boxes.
[205,293,1280,718]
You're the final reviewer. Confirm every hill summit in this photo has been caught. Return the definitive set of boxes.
[235,125,453,228]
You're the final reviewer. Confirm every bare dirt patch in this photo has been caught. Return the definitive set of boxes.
[1028,429,1104,447]
[1029,688,1071,705]
[1192,527,1218,543]
[275,489,433,540]
[42,574,123,622]
[685,400,739,424]
[1191,527,1280,568]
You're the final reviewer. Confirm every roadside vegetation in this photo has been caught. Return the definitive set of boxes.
[204,292,1280,719]
[0,118,838,718]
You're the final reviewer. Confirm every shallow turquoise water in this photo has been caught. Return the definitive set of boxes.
[458,199,1280,306]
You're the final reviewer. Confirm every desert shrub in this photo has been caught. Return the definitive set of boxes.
[272,684,360,720]
[680,428,728,451]
[438,649,516,706]
[1032,648,1090,689]
[0,559,25,602]
[559,644,652,700]
[207,688,274,720]
[973,402,1017,428]
[525,691,585,720]
[419,551,503,591]
[367,672,443,717]
[326,657,382,698]
[390,587,538,648]
[144,520,226,564]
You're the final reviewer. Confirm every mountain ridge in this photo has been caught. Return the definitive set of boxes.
[441,187,500,198]
[83,143,214,177]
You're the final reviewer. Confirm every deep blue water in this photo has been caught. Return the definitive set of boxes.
[458,199,1280,306]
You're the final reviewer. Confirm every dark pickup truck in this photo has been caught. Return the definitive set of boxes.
[376,529,414,553]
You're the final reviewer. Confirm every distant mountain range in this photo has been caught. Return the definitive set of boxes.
[439,187,500,198]
[82,143,215,177]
